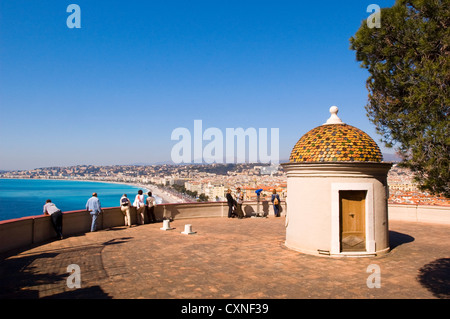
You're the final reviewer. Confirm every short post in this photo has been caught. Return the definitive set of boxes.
[160,219,174,231]
[181,224,196,235]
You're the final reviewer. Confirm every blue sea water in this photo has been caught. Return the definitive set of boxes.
[0,179,161,221]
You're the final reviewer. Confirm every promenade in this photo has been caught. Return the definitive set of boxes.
[0,216,448,300]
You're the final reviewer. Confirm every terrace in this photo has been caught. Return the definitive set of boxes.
[0,201,449,299]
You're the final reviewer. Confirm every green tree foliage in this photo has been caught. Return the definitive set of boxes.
[350,0,449,197]
[170,183,198,198]
[198,193,209,202]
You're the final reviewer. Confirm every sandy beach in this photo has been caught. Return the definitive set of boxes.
[128,183,187,204]
[82,180,188,204]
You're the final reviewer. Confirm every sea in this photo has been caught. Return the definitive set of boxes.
[0,179,162,222]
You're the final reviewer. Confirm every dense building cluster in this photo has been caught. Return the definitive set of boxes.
[1,163,448,206]
[0,163,285,202]
[387,165,449,206]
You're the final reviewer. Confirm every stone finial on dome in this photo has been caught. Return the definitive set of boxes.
[324,106,344,125]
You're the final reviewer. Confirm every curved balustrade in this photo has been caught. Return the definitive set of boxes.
[0,200,285,254]
[1,201,448,254]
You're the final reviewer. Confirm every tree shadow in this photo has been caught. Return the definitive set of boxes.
[389,230,415,250]
[0,236,132,299]
[0,252,63,299]
[42,285,112,299]
[417,258,450,299]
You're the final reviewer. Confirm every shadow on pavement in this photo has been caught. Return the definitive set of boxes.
[417,258,450,299]
[389,230,414,250]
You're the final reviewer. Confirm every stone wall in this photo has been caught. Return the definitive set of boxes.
[388,204,450,224]
[1,201,447,254]
[0,200,284,254]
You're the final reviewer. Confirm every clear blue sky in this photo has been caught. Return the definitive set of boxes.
[0,0,396,170]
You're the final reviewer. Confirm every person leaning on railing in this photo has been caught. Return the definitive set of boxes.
[43,199,63,240]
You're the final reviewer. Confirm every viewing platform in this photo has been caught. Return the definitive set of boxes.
[0,201,449,299]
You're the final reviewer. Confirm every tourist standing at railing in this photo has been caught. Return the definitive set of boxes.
[226,189,236,218]
[43,199,63,240]
[133,189,146,225]
[86,192,102,232]
[235,187,244,219]
[271,189,281,217]
[146,191,157,223]
[120,194,132,227]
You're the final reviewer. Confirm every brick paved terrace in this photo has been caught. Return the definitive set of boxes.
[0,216,448,300]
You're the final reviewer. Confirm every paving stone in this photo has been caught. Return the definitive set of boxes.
[0,218,448,299]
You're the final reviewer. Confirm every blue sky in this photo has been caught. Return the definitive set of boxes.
[0,0,396,170]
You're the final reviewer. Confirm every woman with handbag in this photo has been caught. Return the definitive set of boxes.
[271,189,281,217]
[133,190,146,225]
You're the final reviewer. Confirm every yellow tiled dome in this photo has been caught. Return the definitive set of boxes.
[289,107,383,163]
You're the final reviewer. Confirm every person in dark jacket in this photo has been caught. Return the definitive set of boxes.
[226,189,236,218]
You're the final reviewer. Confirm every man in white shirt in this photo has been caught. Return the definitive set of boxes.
[235,187,244,219]
[86,192,102,232]
[43,199,63,239]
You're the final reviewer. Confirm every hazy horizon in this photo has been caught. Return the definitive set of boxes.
[0,151,403,172]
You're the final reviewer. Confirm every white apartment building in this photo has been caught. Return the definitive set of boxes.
[205,184,225,201]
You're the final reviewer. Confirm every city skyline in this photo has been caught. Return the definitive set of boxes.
[0,0,397,171]
[2,162,448,207]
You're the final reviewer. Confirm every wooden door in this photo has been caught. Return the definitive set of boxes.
[340,191,366,252]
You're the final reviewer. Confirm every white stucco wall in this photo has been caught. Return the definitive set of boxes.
[282,162,392,257]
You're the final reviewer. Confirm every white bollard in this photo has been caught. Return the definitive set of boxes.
[181,224,196,235]
[160,219,174,231]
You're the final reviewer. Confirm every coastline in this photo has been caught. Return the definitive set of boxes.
[118,182,186,204]
[0,177,185,205]
[80,179,187,204]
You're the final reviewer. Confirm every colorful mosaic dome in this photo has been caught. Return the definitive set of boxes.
[289,107,383,163]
